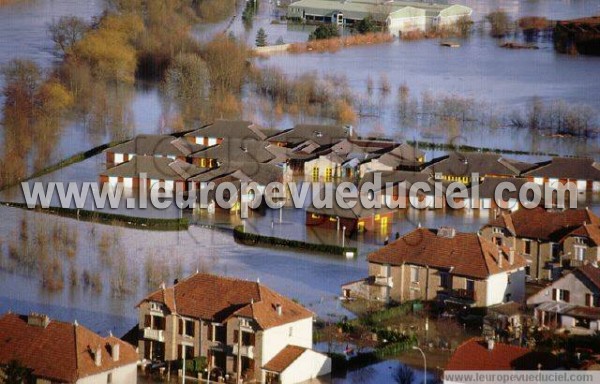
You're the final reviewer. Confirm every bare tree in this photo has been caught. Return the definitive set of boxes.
[393,364,415,384]
[48,16,88,57]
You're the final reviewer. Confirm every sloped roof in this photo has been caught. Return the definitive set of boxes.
[190,138,276,164]
[106,134,190,157]
[0,313,137,383]
[446,338,557,371]
[426,152,535,177]
[267,124,350,147]
[139,273,313,329]
[184,120,267,141]
[368,228,527,279]
[560,223,600,246]
[262,345,307,373]
[306,193,395,220]
[101,156,205,180]
[358,170,431,192]
[576,264,600,291]
[190,162,283,186]
[485,207,600,241]
[524,157,600,180]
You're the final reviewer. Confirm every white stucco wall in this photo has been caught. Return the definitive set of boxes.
[279,349,331,384]
[486,269,525,307]
[359,160,393,177]
[76,363,137,384]
[260,317,313,365]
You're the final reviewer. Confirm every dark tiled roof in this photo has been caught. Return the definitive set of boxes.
[368,228,527,279]
[190,162,283,186]
[262,345,307,373]
[139,273,313,330]
[358,170,431,192]
[426,152,535,177]
[267,124,350,147]
[486,207,600,241]
[561,224,600,246]
[184,120,267,141]
[190,138,276,164]
[524,157,600,180]
[576,264,600,291]
[106,134,190,157]
[101,156,205,180]
[0,313,137,383]
[446,338,557,370]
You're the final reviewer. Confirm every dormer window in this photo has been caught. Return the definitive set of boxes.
[313,131,323,138]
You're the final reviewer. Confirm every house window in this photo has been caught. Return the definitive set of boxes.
[311,213,320,219]
[492,227,503,234]
[574,246,586,261]
[440,272,451,289]
[553,288,570,303]
[107,373,112,383]
[312,167,319,181]
[586,294,600,307]
[465,279,475,293]
[410,266,420,283]
[289,326,293,337]
[524,240,532,255]
[184,319,194,337]
[325,167,333,181]
[551,243,560,260]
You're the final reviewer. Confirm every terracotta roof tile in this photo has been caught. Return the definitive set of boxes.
[140,274,313,329]
[0,313,137,383]
[576,264,600,291]
[368,228,527,279]
[262,345,307,373]
[486,207,600,241]
[561,224,600,246]
[446,338,557,370]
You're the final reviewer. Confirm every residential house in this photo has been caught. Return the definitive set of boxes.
[305,192,394,235]
[184,120,267,146]
[524,157,600,192]
[104,134,203,167]
[359,143,426,176]
[480,207,600,280]
[357,170,432,209]
[0,312,138,384]
[527,265,600,334]
[189,138,279,169]
[100,155,205,193]
[137,273,330,384]
[343,227,527,307]
[560,223,600,268]
[444,338,557,375]
[424,152,535,185]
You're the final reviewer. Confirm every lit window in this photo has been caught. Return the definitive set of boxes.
[410,266,419,283]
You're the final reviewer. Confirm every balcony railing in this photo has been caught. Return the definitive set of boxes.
[444,288,476,302]
[143,328,165,342]
[232,345,255,359]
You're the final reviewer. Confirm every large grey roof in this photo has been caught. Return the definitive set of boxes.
[185,120,267,141]
[267,124,351,147]
[101,156,205,180]
[106,134,201,157]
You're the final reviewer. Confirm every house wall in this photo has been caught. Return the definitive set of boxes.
[259,317,313,367]
[76,363,137,384]
[304,156,342,181]
[359,160,393,177]
[485,269,525,306]
[562,236,600,267]
[527,271,600,306]
[278,349,331,384]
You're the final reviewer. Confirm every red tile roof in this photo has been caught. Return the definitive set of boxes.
[561,224,600,247]
[139,273,313,329]
[576,264,600,291]
[0,313,137,383]
[486,207,600,241]
[262,345,307,373]
[446,338,557,371]
[368,228,527,279]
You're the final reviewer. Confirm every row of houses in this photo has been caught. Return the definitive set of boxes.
[342,207,600,305]
[0,274,331,384]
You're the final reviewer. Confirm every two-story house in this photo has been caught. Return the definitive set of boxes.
[342,227,527,307]
[137,273,330,384]
[480,207,600,280]
[527,264,600,334]
[559,223,600,268]
[184,120,268,146]
[0,312,138,383]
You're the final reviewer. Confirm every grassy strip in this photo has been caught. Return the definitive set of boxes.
[0,140,126,192]
[1,202,188,231]
[233,225,357,256]
[405,140,560,157]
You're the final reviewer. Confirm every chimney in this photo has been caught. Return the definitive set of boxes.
[487,338,495,350]
[276,304,282,316]
[95,345,102,367]
[159,282,166,290]
[112,343,120,362]
[27,313,50,328]
[509,248,515,266]
[497,248,503,269]
[437,227,456,238]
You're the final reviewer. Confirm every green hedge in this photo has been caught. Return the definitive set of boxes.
[375,335,417,359]
[1,202,188,231]
[233,225,357,256]
[0,140,127,192]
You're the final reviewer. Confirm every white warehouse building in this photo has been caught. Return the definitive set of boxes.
[287,0,473,35]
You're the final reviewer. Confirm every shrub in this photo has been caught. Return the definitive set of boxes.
[355,16,378,34]
[309,24,340,40]
[256,28,267,47]
[486,10,511,38]
[202,35,249,93]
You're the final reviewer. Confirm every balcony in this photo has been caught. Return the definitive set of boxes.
[374,276,393,287]
[143,328,165,342]
[443,288,476,302]
[232,345,255,359]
